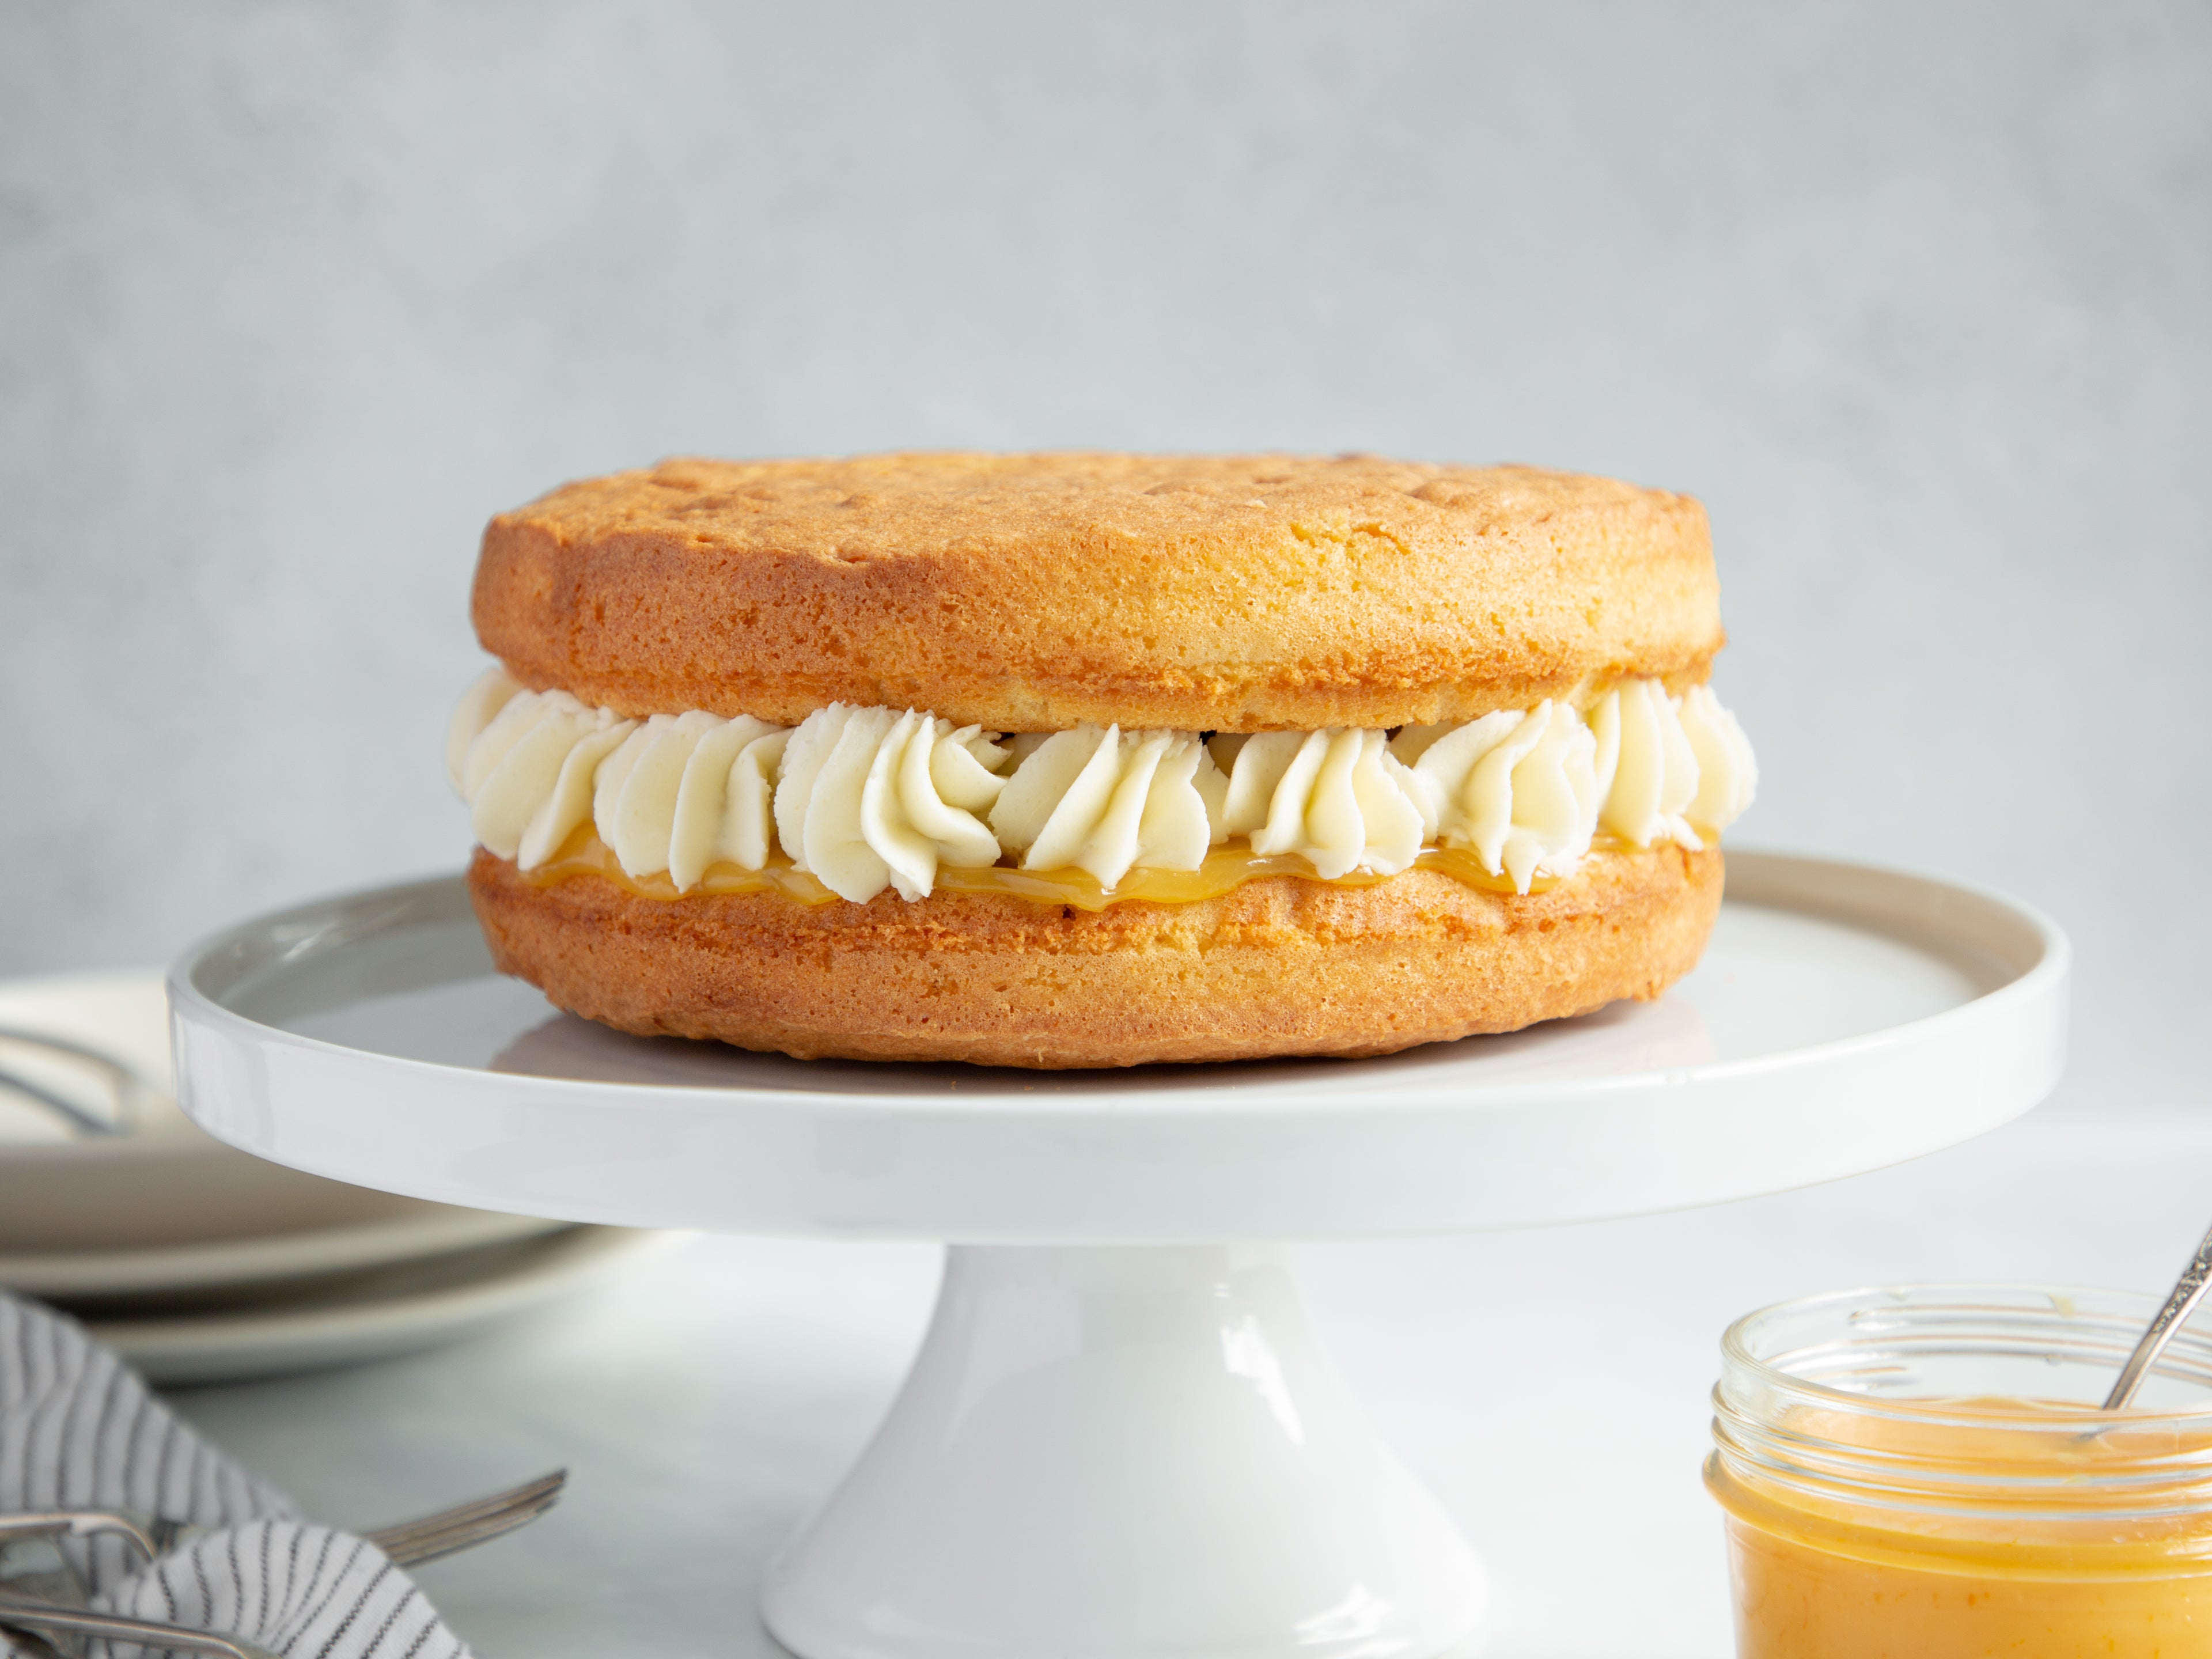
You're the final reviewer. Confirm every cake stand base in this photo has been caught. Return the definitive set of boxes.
[760,1245,1485,1659]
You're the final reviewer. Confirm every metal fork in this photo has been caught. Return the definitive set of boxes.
[0,1473,563,1657]
[0,1593,281,1659]
[0,1467,566,1570]
[357,1467,567,1567]
[0,1027,150,1139]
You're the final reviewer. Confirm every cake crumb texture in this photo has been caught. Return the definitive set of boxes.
[467,844,1724,1069]
[473,451,1724,732]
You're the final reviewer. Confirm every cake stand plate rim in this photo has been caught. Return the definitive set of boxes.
[165,847,2069,1240]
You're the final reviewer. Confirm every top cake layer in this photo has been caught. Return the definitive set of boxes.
[472,451,1724,732]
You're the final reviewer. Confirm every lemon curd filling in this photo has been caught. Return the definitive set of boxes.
[521,827,1575,910]
[1709,1396,2212,1659]
[450,668,1755,909]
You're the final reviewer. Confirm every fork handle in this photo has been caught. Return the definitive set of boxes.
[0,1596,281,1659]
[0,1511,162,1562]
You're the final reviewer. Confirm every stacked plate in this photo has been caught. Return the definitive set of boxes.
[0,971,675,1384]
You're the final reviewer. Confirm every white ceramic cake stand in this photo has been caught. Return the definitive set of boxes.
[168,850,2066,1659]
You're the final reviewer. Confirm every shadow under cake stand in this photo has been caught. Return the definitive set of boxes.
[168,849,2068,1659]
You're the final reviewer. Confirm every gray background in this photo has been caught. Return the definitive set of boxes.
[4,1,2208,1122]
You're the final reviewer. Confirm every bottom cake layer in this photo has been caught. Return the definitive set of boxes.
[467,842,1725,1069]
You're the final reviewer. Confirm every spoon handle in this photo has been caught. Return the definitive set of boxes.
[2104,1219,2212,1410]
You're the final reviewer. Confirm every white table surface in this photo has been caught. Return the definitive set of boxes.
[166,1108,2212,1659]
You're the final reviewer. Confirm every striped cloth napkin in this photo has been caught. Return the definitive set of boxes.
[0,1293,470,1658]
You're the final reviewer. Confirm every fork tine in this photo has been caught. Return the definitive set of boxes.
[403,1476,563,1544]
[0,1471,571,1584]
[363,1470,565,1567]
[377,1513,535,1568]
[373,1499,558,1569]
[370,1497,553,1559]
[365,1469,564,1541]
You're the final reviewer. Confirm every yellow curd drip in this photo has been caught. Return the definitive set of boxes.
[521,831,1575,910]
[1707,1396,2212,1658]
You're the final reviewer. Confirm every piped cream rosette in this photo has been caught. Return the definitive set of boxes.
[449,669,1755,904]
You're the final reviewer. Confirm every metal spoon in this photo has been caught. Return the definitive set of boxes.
[2103,1218,2212,1410]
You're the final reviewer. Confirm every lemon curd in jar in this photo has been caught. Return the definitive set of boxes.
[1706,1286,2212,1659]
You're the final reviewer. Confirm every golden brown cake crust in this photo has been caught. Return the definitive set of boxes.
[472,452,1724,732]
[467,843,1724,1069]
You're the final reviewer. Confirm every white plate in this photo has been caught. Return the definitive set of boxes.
[0,1205,566,1305]
[0,971,564,1289]
[88,1225,683,1385]
[168,850,2069,1241]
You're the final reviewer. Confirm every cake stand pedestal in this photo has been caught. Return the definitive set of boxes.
[169,851,2067,1659]
[764,1244,1483,1659]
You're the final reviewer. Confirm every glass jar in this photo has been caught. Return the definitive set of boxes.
[1706,1283,2212,1659]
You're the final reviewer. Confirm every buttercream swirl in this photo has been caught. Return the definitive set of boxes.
[450,674,640,870]
[991,725,1228,889]
[1589,677,1759,851]
[774,704,1009,903]
[1677,684,1758,833]
[594,709,789,887]
[1209,730,1427,879]
[1592,678,1701,850]
[448,667,1756,903]
[1391,699,1601,893]
[448,668,787,887]
[446,668,527,789]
